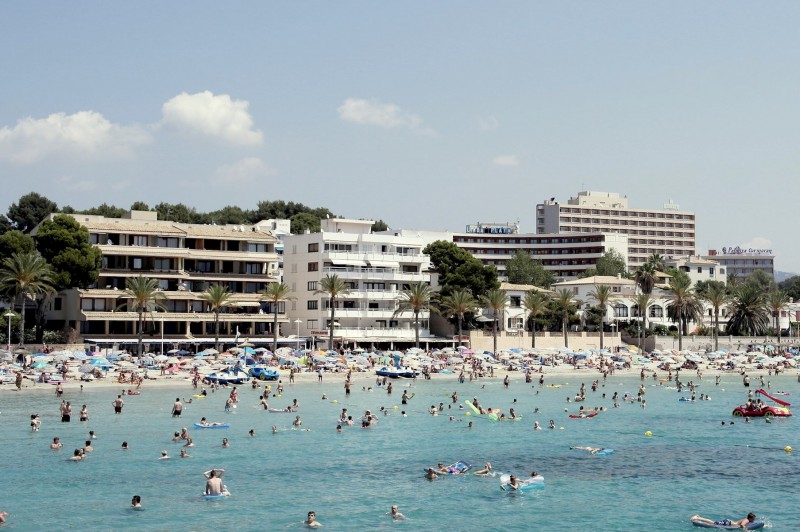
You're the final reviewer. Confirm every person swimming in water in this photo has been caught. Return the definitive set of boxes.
[690,513,756,529]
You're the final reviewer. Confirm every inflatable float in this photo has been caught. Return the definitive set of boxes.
[572,447,614,456]
[194,423,229,429]
[423,461,471,475]
[568,412,598,419]
[691,519,764,530]
[499,474,544,491]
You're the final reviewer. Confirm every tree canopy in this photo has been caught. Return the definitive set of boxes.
[424,240,499,298]
[7,192,58,233]
[35,214,102,290]
[0,230,36,259]
[505,251,554,288]
[778,275,800,302]
[578,249,628,279]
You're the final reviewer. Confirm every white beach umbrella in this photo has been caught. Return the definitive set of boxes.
[154,354,168,362]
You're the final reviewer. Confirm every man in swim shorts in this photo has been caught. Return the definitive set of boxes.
[112,395,124,414]
[205,470,223,495]
[690,513,756,529]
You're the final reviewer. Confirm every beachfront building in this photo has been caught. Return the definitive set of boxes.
[665,256,727,287]
[282,218,436,350]
[475,282,552,333]
[703,247,775,282]
[37,210,284,351]
[553,275,684,334]
[536,191,696,270]
[384,223,628,281]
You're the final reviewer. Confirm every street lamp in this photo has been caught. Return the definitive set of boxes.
[160,316,165,356]
[294,319,302,352]
[4,310,14,352]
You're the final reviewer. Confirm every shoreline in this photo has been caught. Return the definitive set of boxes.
[3,363,794,394]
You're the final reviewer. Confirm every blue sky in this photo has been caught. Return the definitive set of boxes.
[2,2,799,271]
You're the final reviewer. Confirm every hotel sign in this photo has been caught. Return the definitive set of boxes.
[721,246,773,255]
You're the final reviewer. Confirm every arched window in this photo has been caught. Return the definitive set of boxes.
[649,305,663,318]
[614,304,628,318]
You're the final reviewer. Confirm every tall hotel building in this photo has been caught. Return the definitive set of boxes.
[536,191,696,269]
[38,210,283,349]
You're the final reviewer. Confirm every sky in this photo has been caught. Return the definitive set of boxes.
[2,2,800,272]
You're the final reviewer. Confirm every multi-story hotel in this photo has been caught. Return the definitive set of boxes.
[536,191,696,269]
[38,210,284,350]
[704,247,775,281]
[385,223,628,281]
[282,218,434,349]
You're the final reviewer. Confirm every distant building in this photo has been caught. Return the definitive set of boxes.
[36,210,283,350]
[385,223,628,281]
[536,191,696,270]
[665,256,727,286]
[704,247,775,281]
[282,218,438,349]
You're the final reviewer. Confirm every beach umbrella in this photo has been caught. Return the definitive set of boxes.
[167,349,181,354]
[243,346,255,355]
[0,352,12,361]
[73,352,87,361]
[154,354,168,362]
[166,357,180,364]
[32,354,53,362]
[32,361,49,369]
[237,342,255,348]
[53,353,71,362]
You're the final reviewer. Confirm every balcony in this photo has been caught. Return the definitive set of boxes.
[322,267,423,282]
[80,310,283,323]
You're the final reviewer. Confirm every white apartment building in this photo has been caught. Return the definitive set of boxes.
[283,218,436,349]
[665,256,727,286]
[385,223,628,281]
[704,247,775,281]
[38,210,283,350]
[475,282,552,333]
[536,191,696,270]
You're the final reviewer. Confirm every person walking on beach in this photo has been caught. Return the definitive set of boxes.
[172,398,183,417]
[112,395,124,414]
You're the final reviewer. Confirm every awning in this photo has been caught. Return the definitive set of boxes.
[235,302,262,307]
[331,259,368,267]
[368,260,399,268]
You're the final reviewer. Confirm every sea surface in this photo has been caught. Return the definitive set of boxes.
[0,372,797,531]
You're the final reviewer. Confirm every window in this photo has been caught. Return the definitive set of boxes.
[131,235,148,246]
[697,267,702,273]
[157,237,179,248]
[308,281,317,291]
[649,306,663,318]
[307,300,318,310]
[154,258,171,270]
[248,243,268,253]
[197,261,213,273]
[307,320,317,330]
[510,296,521,307]
[54,298,62,311]
[308,262,318,272]
[132,258,143,270]
[245,263,261,274]
[308,243,319,252]
[614,304,628,318]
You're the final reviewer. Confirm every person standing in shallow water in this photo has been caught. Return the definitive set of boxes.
[112,395,124,414]
[172,398,182,417]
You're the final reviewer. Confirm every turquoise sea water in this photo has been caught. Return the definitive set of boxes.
[0,373,798,531]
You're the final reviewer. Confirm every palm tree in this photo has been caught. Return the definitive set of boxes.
[439,288,478,347]
[315,274,350,352]
[552,288,576,348]
[118,276,166,355]
[480,289,509,355]
[522,290,551,348]
[765,289,790,343]
[634,262,658,294]
[666,278,702,351]
[633,293,652,351]
[198,285,234,352]
[702,283,731,351]
[0,252,55,346]
[726,284,770,337]
[260,282,295,352]
[587,285,613,350]
[646,253,666,272]
[394,282,436,348]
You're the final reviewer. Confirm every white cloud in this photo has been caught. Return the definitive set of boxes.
[0,111,150,163]
[493,154,519,167]
[479,115,499,131]
[212,157,273,185]
[161,91,263,146]
[337,98,436,136]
